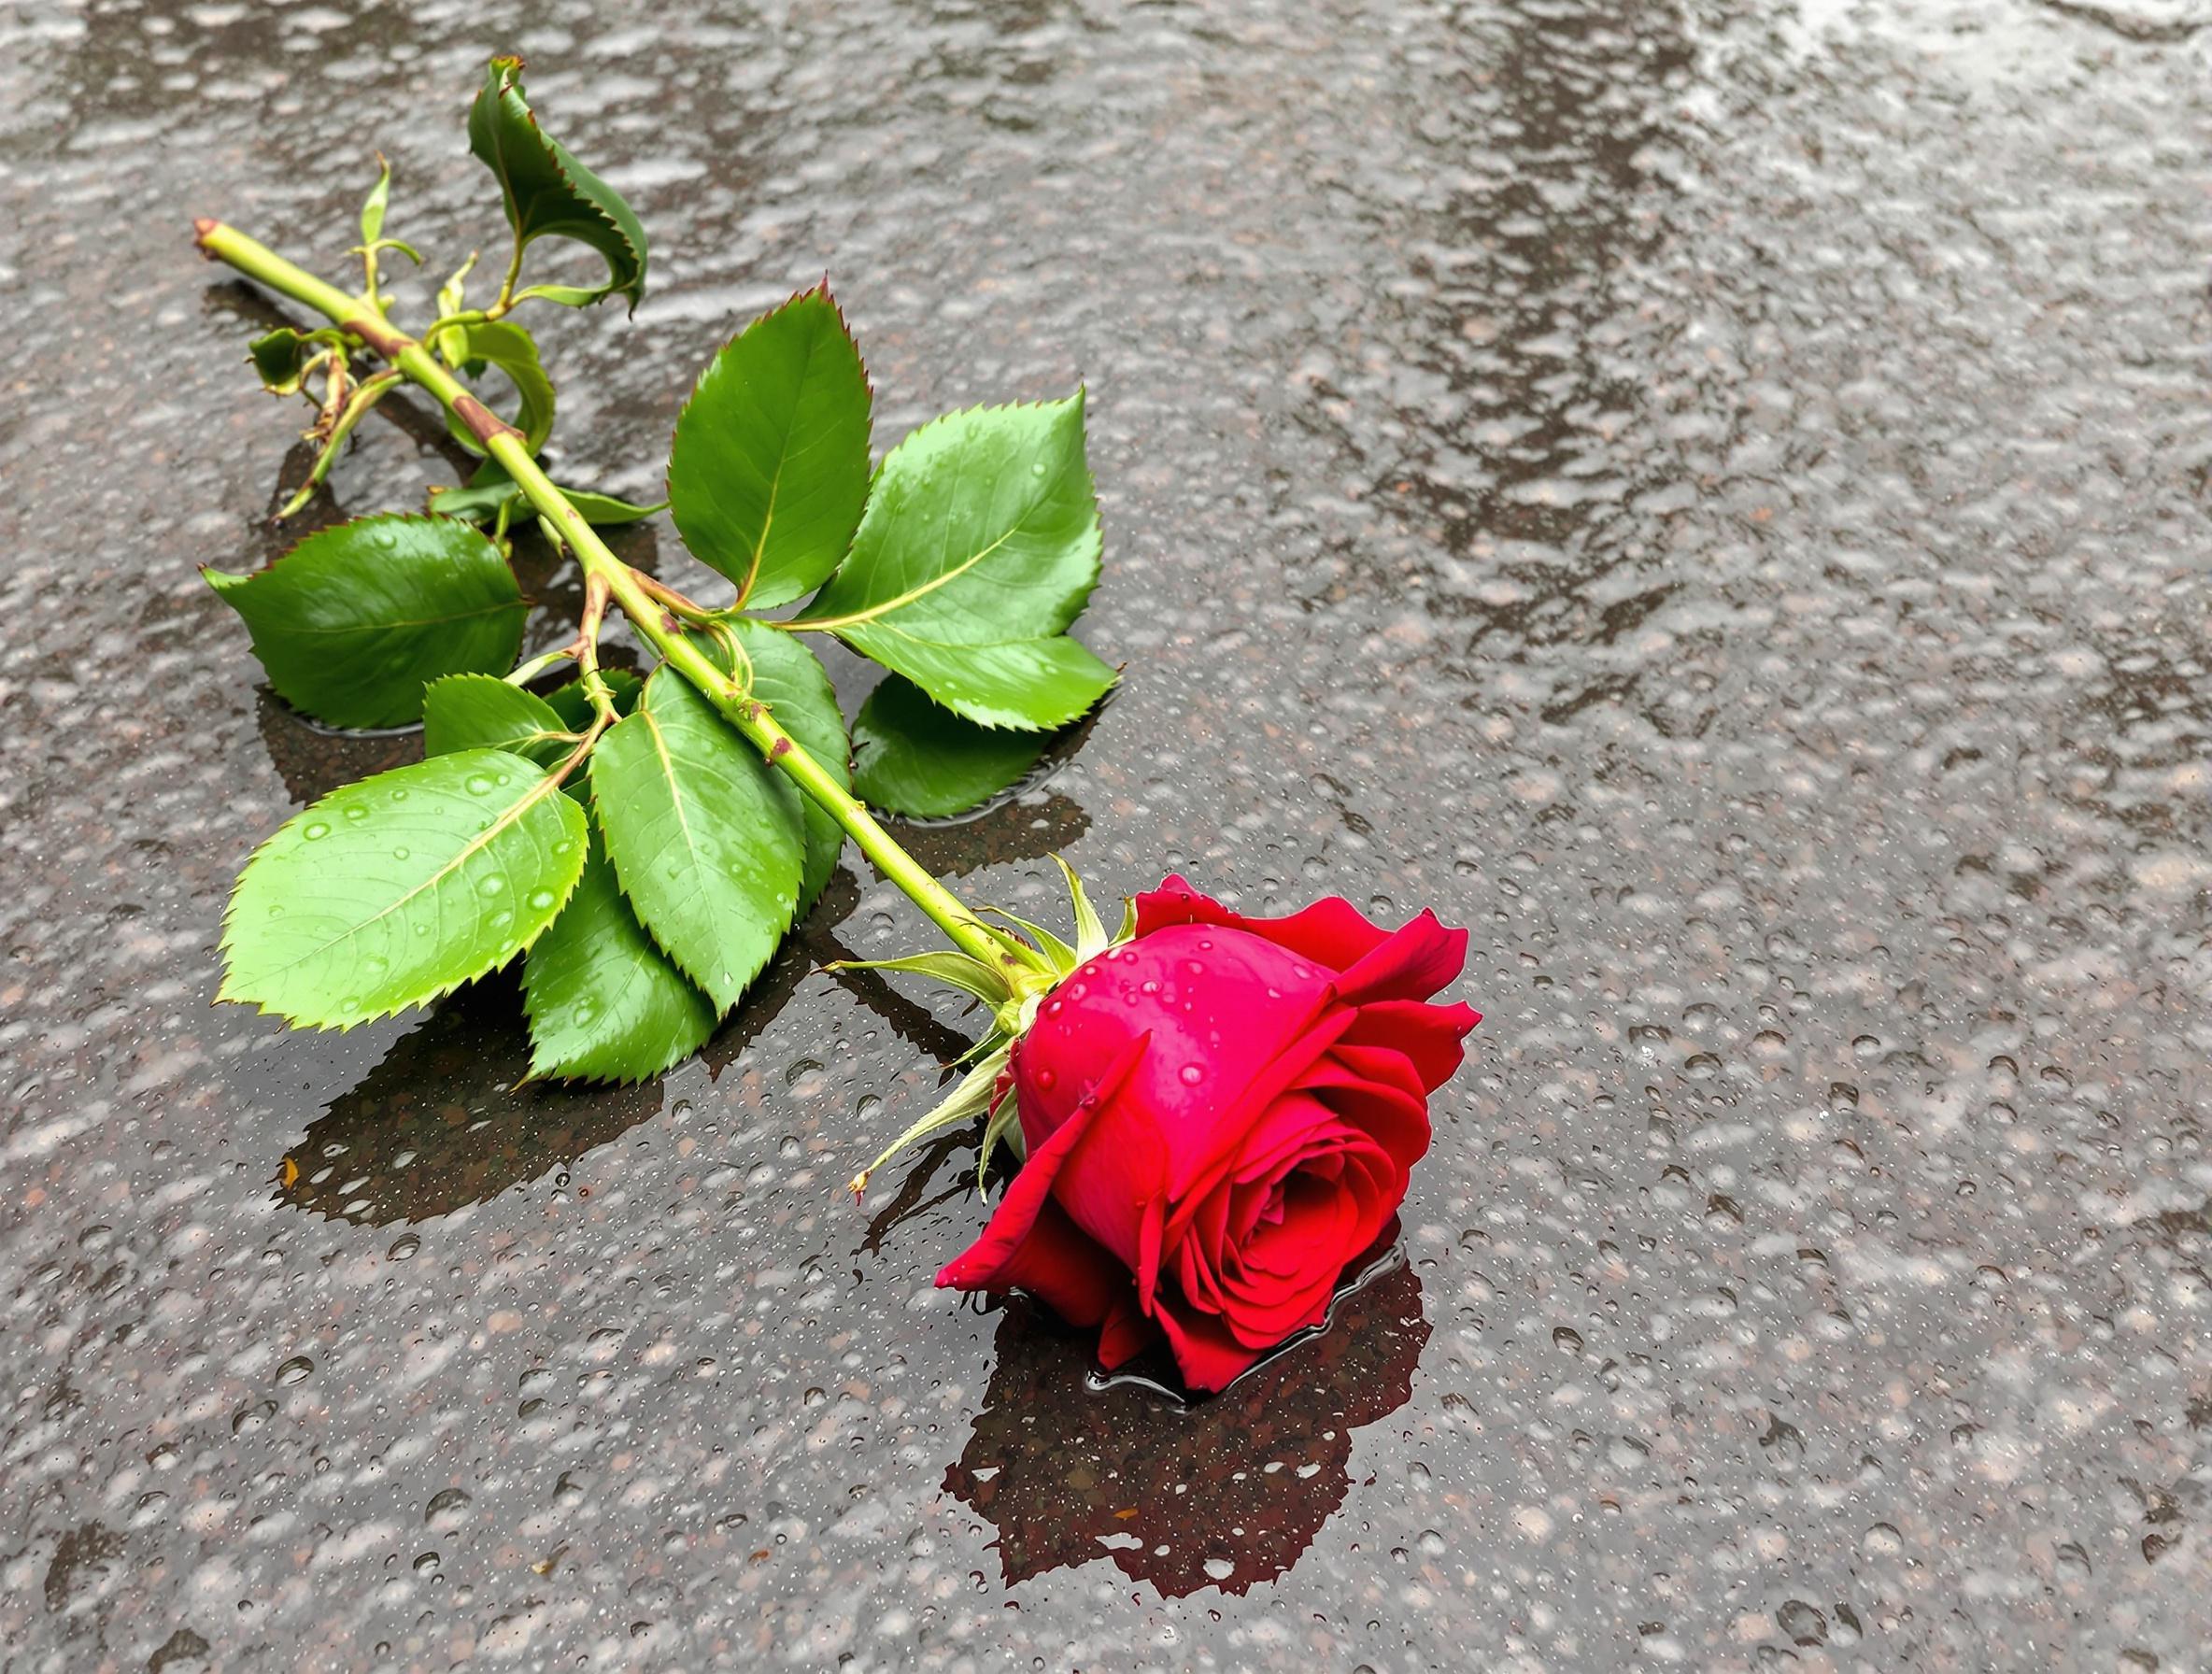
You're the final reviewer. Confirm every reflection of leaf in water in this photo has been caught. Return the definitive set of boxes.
[880,791,1089,878]
[274,974,659,1226]
[945,1243,1429,1596]
[272,860,1047,1227]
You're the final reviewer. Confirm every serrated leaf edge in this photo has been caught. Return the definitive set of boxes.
[215,754,588,1033]
[518,883,716,1085]
[665,279,874,608]
[787,389,1100,636]
[478,55,647,313]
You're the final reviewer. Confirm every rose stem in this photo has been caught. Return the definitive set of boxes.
[193,218,1024,978]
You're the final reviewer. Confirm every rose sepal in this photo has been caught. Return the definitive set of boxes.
[839,856,1132,1198]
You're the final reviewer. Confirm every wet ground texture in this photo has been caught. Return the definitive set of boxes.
[6,0,2212,1668]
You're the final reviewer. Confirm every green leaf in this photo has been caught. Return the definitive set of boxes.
[468,55,648,311]
[851,674,1052,816]
[360,154,392,244]
[523,833,716,1082]
[220,749,588,1029]
[422,674,575,767]
[431,461,661,528]
[717,619,850,909]
[562,487,662,526]
[205,514,526,729]
[588,665,803,1012]
[510,282,612,308]
[248,327,333,396]
[443,320,555,456]
[843,631,1114,731]
[432,250,478,367]
[796,393,1113,728]
[667,286,872,608]
[543,669,643,731]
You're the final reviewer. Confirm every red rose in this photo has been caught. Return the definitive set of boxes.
[937,876,1480,1392]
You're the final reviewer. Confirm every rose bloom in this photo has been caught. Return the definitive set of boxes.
[938,876,1480,1391]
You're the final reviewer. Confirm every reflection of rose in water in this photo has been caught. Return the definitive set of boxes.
[944,1242,1428,1596]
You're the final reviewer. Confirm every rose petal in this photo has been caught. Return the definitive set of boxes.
[1135,877,1397,973]
[1147,1290,1268,1393]
[1162,1006,1356,1232]
[1329,910,1470,1007]
[1297,1051,1430,1173]
[1339,999,1482,1091]
[935,1031,1152,1292]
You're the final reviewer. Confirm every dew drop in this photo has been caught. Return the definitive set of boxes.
[464,773,495,796]
[527,889,556,911]
[1035,1068,1057,1090]
[1044,1000,1063,1016]
[390,846,409,861]
[302,821,330,841]
[1179,1064,1204,1085]
[275,1355,314,1386]
[387,1234,420,1261]
[424,1487,472,1527]
[477,875,507,897]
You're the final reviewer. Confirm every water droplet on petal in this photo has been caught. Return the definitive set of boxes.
[275,1355,314,1386]
[1179,1064,1204,1085]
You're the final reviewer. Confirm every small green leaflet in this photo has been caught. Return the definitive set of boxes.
[588,665,803,1012]
[432,251,477,368]
[544,669,643,729]
[667,287,872,608]
[432,457,660,527]
[248,327,338,396]
[220,749,588,1029]
[422,674,575,767]
[851,674,1053,816]
[205,514,526,729]
[360,155,391,244]
[795,394,1114,730]
[523,832,717,1083]
[716,618,850,909]
[468,55,648,311]
[442,320,555,455]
